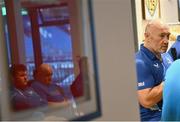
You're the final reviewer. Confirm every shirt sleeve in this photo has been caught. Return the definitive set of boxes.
[136,59,155,90]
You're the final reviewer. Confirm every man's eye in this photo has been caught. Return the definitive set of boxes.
[160,35,165,38]
[160,34,170,39]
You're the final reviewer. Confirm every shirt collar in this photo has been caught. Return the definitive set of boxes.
[140,44,158,60]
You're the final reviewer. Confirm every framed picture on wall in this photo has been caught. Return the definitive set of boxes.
[178,0,180,21]
[142,0,161,20]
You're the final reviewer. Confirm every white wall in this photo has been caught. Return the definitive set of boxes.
[161,0,179,24]
[135,0,144,48]
[92,0,140,120]
[135,0,179,45]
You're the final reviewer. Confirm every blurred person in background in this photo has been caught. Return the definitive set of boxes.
[31,64,67,103]
[10,64,47,111]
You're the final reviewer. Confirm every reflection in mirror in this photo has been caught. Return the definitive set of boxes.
[9,64,48,111]
[0,0,101,120]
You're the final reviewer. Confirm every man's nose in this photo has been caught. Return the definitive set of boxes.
[49,77,52,81]
[163,37,169,43]
[24,76,27,81]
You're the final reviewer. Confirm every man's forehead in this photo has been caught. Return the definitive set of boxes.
[159,26,170,33]
[16,71,27,75]
[151,24,170,33]
[146,20,169,32]
[153,23,169,30]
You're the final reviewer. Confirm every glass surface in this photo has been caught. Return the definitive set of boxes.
[0,0,101,121]
[39,6,69,22]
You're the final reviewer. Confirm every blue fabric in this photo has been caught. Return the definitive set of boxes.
[31,81,65,102]
[161,52,173,72]
[168,35,180,60]
[135,44,164,121]
[11,87,47,111]
[161,59,180,121]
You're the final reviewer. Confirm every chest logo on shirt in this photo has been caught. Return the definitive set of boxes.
[153,63,159,68]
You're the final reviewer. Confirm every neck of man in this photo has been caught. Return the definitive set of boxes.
[144,43,162,61]
[15,84,28,90]
[155,53,162,61]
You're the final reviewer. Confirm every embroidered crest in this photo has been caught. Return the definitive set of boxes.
[146,0,158,17]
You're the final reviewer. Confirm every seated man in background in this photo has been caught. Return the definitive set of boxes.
[10,64,47,111]
[161,59,180,121]
[31,64,67,103]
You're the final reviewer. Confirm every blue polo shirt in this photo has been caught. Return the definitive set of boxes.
[135,44,164,121]
[161,52,173,71]
[31,81,65,102]
[161,59,180,121]
[11,87,48,111]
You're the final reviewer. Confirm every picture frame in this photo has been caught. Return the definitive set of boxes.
[178,0,180,21]
[142,0,161,20]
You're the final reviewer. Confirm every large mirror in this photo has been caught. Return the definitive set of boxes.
[0,0,101,120]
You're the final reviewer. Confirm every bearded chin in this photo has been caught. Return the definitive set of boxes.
[160,49,167,53]
[161,50,166,53]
